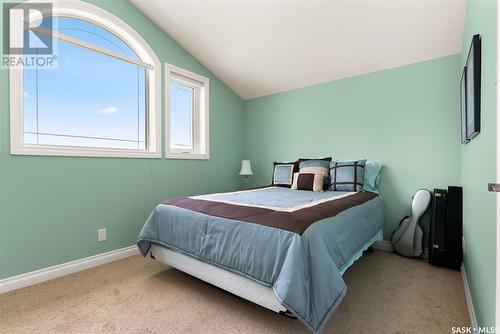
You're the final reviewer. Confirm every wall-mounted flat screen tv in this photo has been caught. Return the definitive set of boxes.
[460,34,481,144]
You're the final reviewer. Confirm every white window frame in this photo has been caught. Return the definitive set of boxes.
[9,0,162,158]
[165,64,210,160]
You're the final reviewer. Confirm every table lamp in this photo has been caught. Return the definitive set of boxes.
[239,160,253,179]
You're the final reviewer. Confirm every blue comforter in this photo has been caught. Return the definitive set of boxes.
[137,187,384,332]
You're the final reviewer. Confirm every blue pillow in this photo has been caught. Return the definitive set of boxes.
[329,160,366,191]
[272,162,296,187]
[364,161,383,193]
[298,158,332,188]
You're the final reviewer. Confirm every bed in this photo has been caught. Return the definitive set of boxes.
[137,187,384,333]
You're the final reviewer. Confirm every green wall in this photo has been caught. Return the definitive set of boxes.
[460,0,497,327]
[243,55,462,241]
[0,0,244,279]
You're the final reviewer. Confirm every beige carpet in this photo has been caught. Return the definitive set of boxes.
[0,251,469,334]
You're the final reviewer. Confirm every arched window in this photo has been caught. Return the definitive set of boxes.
[10,1,161,158]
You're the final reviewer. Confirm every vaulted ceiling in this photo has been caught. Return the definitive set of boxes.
[130,0,466,100]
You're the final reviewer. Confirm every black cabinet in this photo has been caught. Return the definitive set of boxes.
[428,186,463,270]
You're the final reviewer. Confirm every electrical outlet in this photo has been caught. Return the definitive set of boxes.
[98,228,107,242]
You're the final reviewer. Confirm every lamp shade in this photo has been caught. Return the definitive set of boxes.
[239,160,253,176]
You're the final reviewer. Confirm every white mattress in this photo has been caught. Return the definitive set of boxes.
[151,228,383,313]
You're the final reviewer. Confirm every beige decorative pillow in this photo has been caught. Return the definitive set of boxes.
[299,166,328,177]
[291,172,325,192]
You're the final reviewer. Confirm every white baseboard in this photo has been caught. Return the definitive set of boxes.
[373,240,394,252]
[421,247,429,260]
[0,245,139,294]
[373,241,429,259]
[461,264,478,328]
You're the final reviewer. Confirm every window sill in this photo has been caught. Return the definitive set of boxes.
[165,151,210,160]
[11,144,161,159]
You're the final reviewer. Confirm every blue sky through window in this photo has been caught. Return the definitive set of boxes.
[23,17,147,150]
[42,17,140,60]
[170,82,194,149]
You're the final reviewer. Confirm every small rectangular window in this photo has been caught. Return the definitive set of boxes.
[170,81,194,150]
[165,64,209,160]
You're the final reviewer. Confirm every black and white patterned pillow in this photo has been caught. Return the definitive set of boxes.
[329,160,366,191]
